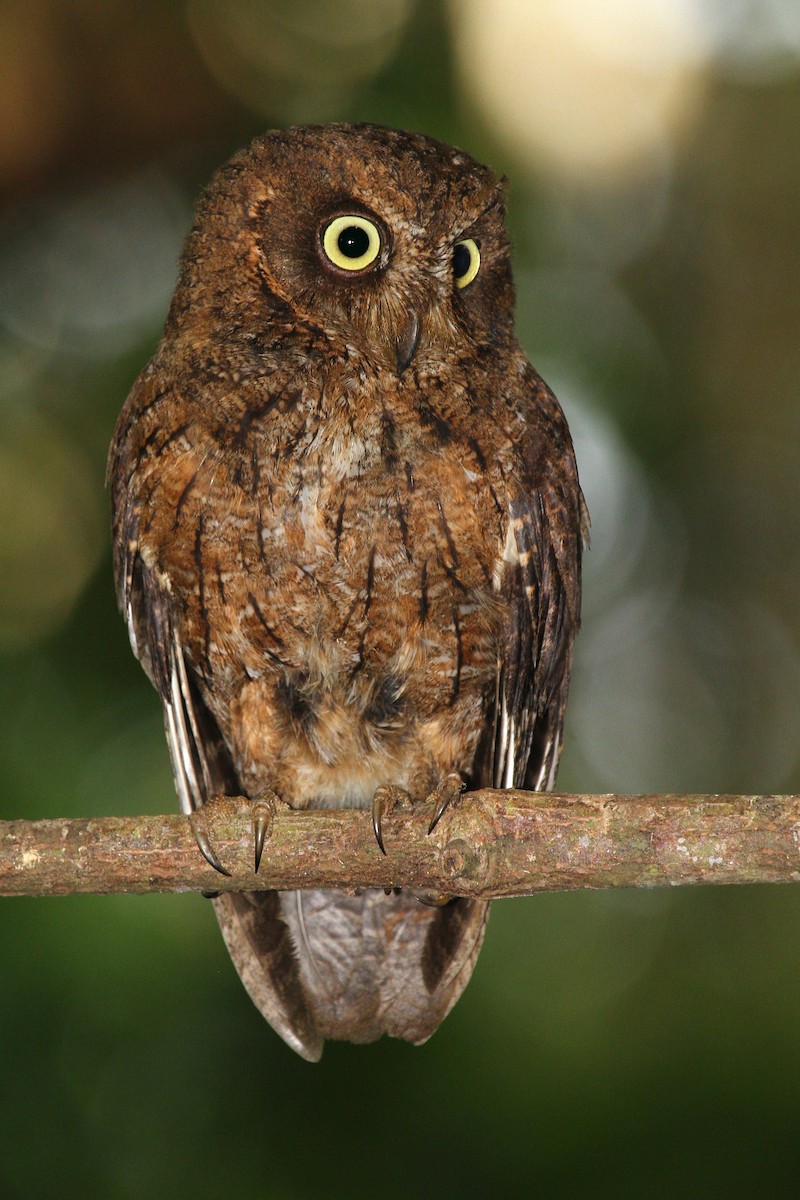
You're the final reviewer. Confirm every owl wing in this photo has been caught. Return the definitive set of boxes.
[482,376,588,794]
[108,375,233,817]
[108,373,325,1062]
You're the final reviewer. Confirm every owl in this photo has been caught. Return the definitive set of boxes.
[108,123,587,1060]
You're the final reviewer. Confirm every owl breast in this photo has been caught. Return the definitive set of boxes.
[155,380,510,811]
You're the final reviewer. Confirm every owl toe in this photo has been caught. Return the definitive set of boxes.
[427,772,465,835]
[188,793,279,879]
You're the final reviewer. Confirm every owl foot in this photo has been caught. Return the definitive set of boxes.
[188,793,279,878]
[371,784,412,855]
[372,775,463,907]
[427,772,465,835]
[371,772,465,854]
[412,773,465,907]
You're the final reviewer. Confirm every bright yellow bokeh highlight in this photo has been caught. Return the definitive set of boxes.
[451,0,710,180]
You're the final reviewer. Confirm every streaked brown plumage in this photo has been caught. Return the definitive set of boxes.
[108,123,588,1060]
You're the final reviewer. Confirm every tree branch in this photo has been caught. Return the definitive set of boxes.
[2,791,799,898]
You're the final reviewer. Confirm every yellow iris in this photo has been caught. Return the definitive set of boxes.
[453,238,480,289]
[322,215,382,271]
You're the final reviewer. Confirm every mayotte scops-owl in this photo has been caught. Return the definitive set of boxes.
[108,123,588,1061]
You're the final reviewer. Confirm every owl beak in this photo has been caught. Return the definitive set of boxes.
[394,313,421,374]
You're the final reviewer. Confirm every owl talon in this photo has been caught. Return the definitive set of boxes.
[372,788,389,855]
[372,809,387,855]
[188,810,231,877]
[427,772,465,835]
[371,784,412,855]
[252,798,276,873]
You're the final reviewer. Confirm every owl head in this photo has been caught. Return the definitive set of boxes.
[167,123,515,378]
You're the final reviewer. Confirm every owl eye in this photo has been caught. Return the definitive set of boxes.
[453,238,480,289]
[321,215,382,272]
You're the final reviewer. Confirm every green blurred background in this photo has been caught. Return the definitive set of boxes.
[2,2,799,1196]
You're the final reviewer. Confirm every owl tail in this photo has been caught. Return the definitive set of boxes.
[212,890,324,1061]
[213,888,490,1060]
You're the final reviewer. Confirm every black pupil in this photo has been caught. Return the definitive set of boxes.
[337,225,370,258]
[453,242,471,278]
